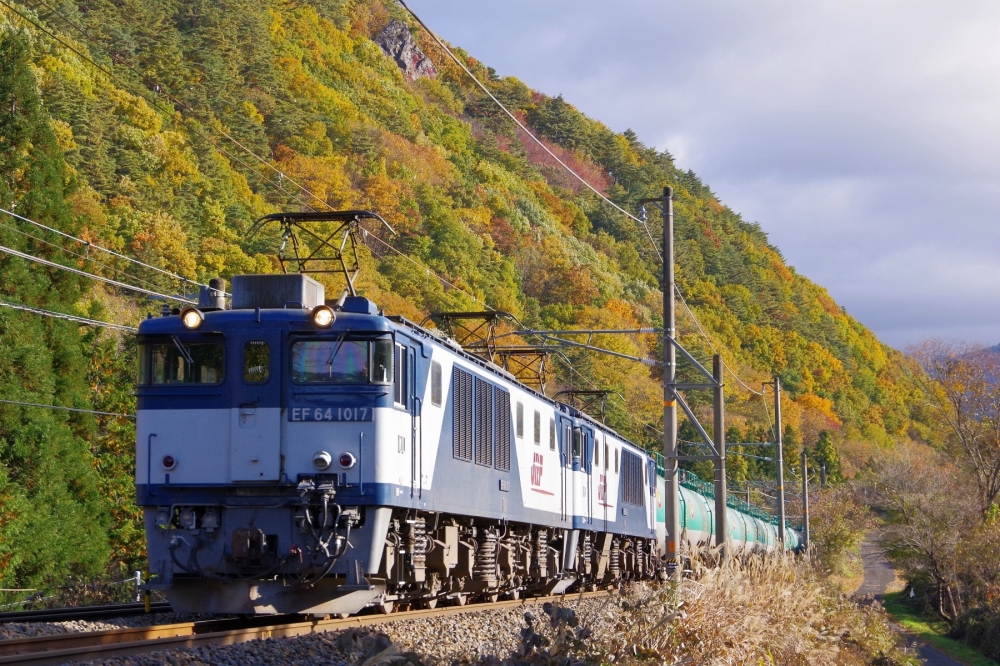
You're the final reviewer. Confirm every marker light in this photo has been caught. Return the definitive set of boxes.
[162,455,177,470]
[312,451,332,470]
[312,305,335,328]
[339,452,356,469]
[178,507,197,529]
[180,307,204,329]
[200,508,219,532]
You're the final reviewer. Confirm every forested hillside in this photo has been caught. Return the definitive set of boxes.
[0,0,920,587]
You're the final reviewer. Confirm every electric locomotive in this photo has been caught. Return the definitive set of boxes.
[136,245,796,616]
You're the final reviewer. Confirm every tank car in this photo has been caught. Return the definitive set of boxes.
[136,271,796,616]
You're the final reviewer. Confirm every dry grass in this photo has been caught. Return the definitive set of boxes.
[590,555,916,666]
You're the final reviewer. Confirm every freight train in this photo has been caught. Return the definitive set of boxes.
[137,267,798,616]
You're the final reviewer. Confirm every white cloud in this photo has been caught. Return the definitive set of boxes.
[407,0,1000,349]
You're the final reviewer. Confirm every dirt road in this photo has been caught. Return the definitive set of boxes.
[856,540,966,666]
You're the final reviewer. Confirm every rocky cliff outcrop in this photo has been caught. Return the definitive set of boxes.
[375,19,437,80]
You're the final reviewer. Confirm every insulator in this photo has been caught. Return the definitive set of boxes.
[474,529,498,582]
[609,538,621,578]
[407,518,427,569]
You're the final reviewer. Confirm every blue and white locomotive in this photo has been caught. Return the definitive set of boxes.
[137,259,796,616]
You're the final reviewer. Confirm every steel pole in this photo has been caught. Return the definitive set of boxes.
[663,186,680,577]
[801,449,810,555]
[774,377,786,548]
[713,354,727,560]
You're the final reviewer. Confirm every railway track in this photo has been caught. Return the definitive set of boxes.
[0,591,612,665]
[0,602,172,624]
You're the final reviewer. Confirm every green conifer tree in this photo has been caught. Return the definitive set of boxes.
[0,28,108,588]
[813,430,842,484]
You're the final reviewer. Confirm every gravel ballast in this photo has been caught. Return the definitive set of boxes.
[58,594,622,666]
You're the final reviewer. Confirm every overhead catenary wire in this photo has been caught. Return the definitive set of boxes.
[399,1,771,402]
[0,398,134,419]
[4,0,489,310]
[0,242,196,304]
[15,0,768,421]
[398,0,651,232]
[0,299,137,331]
[0,218,174,296]
[0,0,331,216]
[0,206,209,293]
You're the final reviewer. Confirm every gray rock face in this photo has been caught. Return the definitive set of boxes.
[375,19,437,80]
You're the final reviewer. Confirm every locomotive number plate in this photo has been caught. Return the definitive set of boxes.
[289,406,372,422]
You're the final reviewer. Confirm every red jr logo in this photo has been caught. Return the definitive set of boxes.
[531,453,544,486]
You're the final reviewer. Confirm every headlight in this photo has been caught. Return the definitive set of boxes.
[312,305,335,328]
[180,308,204,329]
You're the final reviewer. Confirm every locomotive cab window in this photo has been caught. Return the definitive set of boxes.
[430,361,442,406]
[572,428,582,459]
[243,340,270,383]
[141,338,225,385]
[290,337,391,384]
[393,343,408,407]
[372,338,392,384]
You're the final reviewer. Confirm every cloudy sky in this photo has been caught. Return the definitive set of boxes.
[406,0,1000,350]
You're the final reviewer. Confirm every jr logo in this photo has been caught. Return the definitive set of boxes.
[531,453,544,487]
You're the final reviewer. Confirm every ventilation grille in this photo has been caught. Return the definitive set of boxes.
[622,450,646,507]
[495,388,511,472]
[475,377,493,467]
[453,367,473,460]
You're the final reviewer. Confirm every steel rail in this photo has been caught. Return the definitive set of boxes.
[0,601,171,624]
[0,591,613,665]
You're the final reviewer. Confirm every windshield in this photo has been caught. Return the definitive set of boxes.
[291,337,392,384]
[147,341,225,384]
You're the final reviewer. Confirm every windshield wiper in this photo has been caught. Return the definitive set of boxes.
[171,335,194,365]
[325,334,347,377]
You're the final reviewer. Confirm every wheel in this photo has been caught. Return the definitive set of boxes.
[508,589,520,600]
[453,594,468,606]
[487,593,499,603]
[378,600,394,615]
[424,598,438,609]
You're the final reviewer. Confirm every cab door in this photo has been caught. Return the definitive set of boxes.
[557,415,573,522]
[230,330,282,481]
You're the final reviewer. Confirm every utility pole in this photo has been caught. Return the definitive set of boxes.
[641,186,724,571]
[713,354,727,559]
[661,186,680,576]
[772,377,786,548]
[801,449,810,554]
